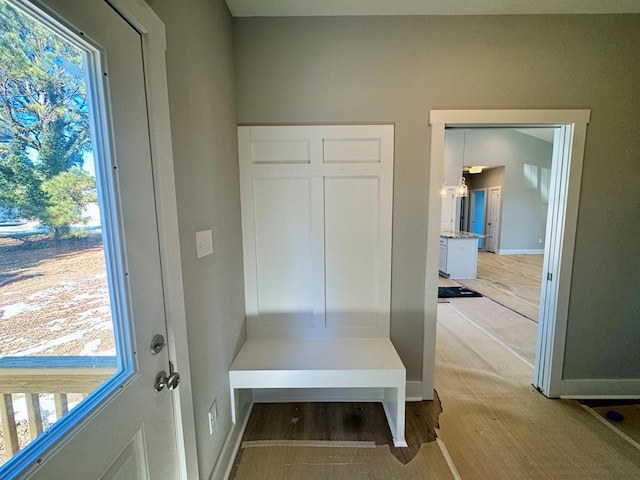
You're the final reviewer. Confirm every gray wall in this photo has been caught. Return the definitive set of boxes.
[233,14,640,381]
[148,1,246,478]
[467,166,504,191]
[462,129,553,252]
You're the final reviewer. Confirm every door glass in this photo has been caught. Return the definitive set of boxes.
[0,0,123,468]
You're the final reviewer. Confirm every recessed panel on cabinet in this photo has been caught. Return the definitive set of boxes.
[323,138,381,163]
[253,177,314,327]
[324,177,380,329]
[251,140,311,164]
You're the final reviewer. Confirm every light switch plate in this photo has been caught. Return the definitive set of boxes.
[208,400,217,435]
[196,230,213,258]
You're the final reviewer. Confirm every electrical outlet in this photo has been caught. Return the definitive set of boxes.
[208,400,217,435]
[539,238,543,244]
[196,230,213,258]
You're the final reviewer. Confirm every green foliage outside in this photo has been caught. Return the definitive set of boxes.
[0,0,96,238]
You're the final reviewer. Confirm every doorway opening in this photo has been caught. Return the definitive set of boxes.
[424,110,590,400]
[467,188,485,249]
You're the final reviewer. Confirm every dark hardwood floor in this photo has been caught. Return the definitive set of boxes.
[231,396,442,478]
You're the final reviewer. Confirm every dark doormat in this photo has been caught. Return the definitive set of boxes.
[438,286,482,298]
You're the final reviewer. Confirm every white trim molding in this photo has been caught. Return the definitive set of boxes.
[559,379,640,398]
[425,109,590,401]
[210,394,253,480]
[405,381,424,401]
[104,1,198,478]
[429,109,591,126]
[498,249,544,255]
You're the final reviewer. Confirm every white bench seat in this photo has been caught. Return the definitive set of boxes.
[229,337,407,447]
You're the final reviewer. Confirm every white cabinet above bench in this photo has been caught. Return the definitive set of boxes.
[238,125,394,338]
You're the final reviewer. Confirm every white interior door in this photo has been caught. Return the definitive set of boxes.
[440,186,457,232]
[486,186,502,253]
[6,1,180,478]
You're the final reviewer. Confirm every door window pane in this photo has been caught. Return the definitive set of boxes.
[0,0,120,467]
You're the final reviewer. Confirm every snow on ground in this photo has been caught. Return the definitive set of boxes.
[0,242,117,461]
[1,302,41,320]
[9,329,91,356]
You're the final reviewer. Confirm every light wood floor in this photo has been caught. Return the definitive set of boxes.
[435,301,640,479]
[445,252,543,322]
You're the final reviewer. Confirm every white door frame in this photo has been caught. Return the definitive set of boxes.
[424,109,589,400]
[486,186,502,253]
[92,0,198,477]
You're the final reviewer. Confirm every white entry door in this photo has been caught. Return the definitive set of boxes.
[486,186,502,253]
[5,0,181,478]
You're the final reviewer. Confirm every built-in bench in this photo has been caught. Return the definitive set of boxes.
[229,337,407,447]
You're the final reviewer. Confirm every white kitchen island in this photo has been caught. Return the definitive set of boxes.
[439,231,483,279]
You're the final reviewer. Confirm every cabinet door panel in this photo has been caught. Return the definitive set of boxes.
[325,177,380,329]
[239,125,393,338]
[253,178,314,328]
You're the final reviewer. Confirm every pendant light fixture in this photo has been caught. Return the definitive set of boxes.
[454,176,468,197]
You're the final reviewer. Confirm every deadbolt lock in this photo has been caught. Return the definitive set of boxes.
[150,334,166,354]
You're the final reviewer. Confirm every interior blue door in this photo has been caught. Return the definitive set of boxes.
[471,190,485,248]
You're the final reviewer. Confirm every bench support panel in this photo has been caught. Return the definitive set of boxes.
[229,338,407,447]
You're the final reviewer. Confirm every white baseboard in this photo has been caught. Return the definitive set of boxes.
[406,381,423,401]
[210,392,253,480]
[498,249,544,255]
[559,378,640,398]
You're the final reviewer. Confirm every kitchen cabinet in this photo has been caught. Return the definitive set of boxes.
[439,232,481,279]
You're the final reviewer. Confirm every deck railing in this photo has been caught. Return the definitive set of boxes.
[0,356,117,460]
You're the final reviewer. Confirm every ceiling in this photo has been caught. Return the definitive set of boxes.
[514,128,555,144]
[225,0,640,17]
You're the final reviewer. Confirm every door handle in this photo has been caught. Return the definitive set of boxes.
[154,369,181,392]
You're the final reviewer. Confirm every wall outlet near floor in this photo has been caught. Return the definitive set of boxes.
[208,400,217,435]
[539,238,543,244]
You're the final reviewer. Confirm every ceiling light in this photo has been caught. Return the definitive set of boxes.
[468,166,483,174]
[441,181,448,197]
[455,177,468,197]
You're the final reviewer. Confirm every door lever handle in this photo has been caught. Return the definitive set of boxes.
[154,369,181,392]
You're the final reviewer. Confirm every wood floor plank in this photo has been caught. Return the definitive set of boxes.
[453,252,543,321]
[445,297,537,365]
[234,442,455,480]
[435,304,640,479]
[234,399,442,472]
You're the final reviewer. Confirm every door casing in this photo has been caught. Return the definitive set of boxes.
[100,0,198,477]
[424,109,589,400]
[486,186,502,253]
